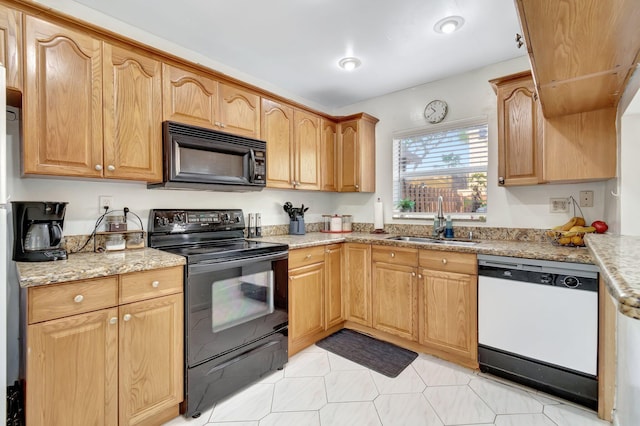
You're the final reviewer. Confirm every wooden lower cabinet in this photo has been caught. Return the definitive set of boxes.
[26,267,183,426]
[289,262,325,347]
[419,269,477,362]
[119,293,183,426]
[343,243,372,326]
[288,245,344,355]
[27,308,119,426]
[372,262,418,341]
[325,244,344,328]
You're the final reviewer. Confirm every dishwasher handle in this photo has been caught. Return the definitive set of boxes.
[478,259,543,273]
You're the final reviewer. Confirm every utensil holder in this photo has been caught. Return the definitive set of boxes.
[289,217,305,235]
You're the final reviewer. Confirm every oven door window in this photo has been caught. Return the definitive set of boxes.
[211,264,274,332]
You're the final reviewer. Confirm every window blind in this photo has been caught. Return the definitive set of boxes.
[392,119,488,215]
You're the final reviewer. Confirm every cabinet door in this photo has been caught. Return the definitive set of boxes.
[338,119,359,192]
[218,82,260,138]
[103,44,162,182]
[419,269,477,361]
[27,308,119,426]
[343,243,372,327]
[294,109,321,190]
[325,244,344,329]
[262,98,294,189]
[24,16,103,177]
[0,4,21,90]
[162,63,218,128]
[494,72,543,186]
[289,262,325,347]
[321,119,338,191]
[119,293,183,426]
[372,262,418,341]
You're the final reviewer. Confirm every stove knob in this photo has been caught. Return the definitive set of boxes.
[173,213,185,223]
[222,213,230,222]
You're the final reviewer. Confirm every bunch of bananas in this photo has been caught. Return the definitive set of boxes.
[546,216,596,246]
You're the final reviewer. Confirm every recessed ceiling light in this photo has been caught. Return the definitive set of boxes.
[434,16,465,34]
[338,57,362,71]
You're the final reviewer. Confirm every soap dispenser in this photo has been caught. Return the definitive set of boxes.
[445,215,454,238]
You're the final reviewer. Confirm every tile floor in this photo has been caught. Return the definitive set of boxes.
[163,344,610,426]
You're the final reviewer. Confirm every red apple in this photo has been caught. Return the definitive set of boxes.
[591,220,608,234]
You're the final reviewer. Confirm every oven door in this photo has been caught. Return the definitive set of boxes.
[186,251,288,366]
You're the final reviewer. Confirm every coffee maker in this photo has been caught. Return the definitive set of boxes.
[12,201,68,262]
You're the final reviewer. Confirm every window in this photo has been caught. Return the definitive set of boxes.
[392,118,488,220]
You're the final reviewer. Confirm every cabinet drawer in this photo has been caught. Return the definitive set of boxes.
[372,246,418,267]
[289,246,326,269]
[419,250,477,275]
[119,266,183,304]
[28,277,118,324]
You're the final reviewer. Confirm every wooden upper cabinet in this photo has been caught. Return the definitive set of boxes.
[543,108,616,182]
[162,63,219,128]
[293,109,321,190]
[262,98,294,188]
[103,44,162,182]
[491,71,543,186]
[23,16,103,177]
[321,119,338,191]
[162,64,261,138]
[516,0,640,116]
[218,83,260,138]
[338,115,377,192]
[0,4,22,90]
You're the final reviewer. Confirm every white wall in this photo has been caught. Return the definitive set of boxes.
[335,56,608,229]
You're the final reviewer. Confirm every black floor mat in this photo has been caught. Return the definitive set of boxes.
[316,329,418,378]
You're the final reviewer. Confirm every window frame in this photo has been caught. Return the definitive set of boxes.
[391,116,488,222]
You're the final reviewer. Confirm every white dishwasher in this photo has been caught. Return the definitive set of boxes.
[477,254,599,410]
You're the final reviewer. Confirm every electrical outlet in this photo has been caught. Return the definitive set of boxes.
[98,196,113,214]
[550,197,569,213]
[580,190,594,207]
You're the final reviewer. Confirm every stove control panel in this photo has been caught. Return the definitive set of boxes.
[149,209,245,233]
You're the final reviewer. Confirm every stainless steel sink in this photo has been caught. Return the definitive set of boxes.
[387,236,478,246]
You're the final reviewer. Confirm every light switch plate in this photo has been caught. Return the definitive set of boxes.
[550,197,569,213]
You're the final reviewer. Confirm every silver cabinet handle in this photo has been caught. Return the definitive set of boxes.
[220,123,226,128]
[123,314,132,322]
[74,295,84,303]
[214,121,221,127]
[305,254,312,259]
[498,176,505,185]
[107,165,116,171]
[442,258,448,265]
[412,272,416,277]
[355,184,359,189]
[151,280,160,288]
[109,317,117,325]
[95,164,103,171]
[418,274,423,279]
[390,252,395,258]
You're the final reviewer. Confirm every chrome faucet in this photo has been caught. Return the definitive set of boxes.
[434,195,446,238]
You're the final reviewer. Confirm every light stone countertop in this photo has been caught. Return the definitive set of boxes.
[585,233,640,320]
[16,247,186,288]
[255,232,595,264]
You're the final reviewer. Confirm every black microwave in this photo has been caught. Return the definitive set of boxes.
[148,121,267,191]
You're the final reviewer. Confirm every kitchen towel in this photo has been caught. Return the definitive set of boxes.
[374,198,384,230]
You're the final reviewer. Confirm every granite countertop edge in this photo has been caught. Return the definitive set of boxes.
[16,247,186,288]
[255,232,595,264]
[585,234,640,320]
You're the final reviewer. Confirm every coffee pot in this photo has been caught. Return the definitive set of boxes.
[12,201,68,262]
[24,223,63,251]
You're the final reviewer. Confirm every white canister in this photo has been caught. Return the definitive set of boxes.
[330,215,342,232]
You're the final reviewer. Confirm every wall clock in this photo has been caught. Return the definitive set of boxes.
[424,99,448,123]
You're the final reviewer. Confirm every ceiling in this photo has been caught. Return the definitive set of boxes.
[72,0,525,110]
